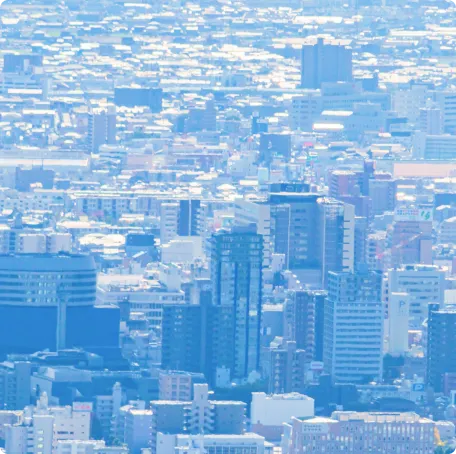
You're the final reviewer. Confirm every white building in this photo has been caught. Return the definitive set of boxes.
[160,202,179,245]
[283,412,435,454]
[392,85,428,124]
[5,393,92,454]
[251,393,314,440]
[387,292,410,357]
[324,271,384,383]
[412,131,456,160]
[94,383,122,442]
[432,90,456,133]
[16,233,47,253]
[157,433,271,454]
[124,408,153,454]
[419,106,443,135]
[387,265,446,327]
[161,237,204,264]
[439,217,456,244]
[55,440,128,454]
[97,268,185,331]
[290,92,322,131]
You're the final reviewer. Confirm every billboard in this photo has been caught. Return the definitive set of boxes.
[394,208,433,222]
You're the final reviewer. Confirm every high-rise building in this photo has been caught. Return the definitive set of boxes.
[432,90,456,134]
[283,289,326,363]
[387,265,446,328]
[209,227,263,384]
[0,253,120,357]
[0,361,32,410]
[161,304,205,373]
[323,270,384,383]
[354,216,368,270]
[266,338,306,394]
[300,38,352,89]
[427,304,456,393]
[87,106,116,153]
[160,278,211,377]
[390,207,433,267]
[267,194,354,287]
[368,177,397,216]
[316,198,355,286]
[387,293,410,357]
[419,105,443,134]
[160,199,202,245]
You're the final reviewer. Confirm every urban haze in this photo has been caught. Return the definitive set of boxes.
[0,0,453,453]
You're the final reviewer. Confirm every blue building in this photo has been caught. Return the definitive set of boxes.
[0,253,120,357]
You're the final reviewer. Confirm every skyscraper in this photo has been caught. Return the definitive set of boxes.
[283,289,327,363]
[316,198,355,286]
[427,304,456,393]
[300,38,352,89]
[210,227,263,384]
[323,270,384,383]
[267,194,354,288]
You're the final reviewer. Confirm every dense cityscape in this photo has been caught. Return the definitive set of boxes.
[0,0,455,452]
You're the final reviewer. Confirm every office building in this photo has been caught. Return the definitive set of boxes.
[282,412,435,454]
[392,84,428,124]
[234,199,272,267]
[210,227,263,384]
[390,208,433,267]
[438,217,456,243]
[387,265,446,328]
[324,270,384,383]
[387,293,410,357]
[0,254,120,357]
[432,90,456,134]
[316,198,355,285]
[301,38,352,89]
[427,304,456,393]
[268,194,354,287]
[161,279,211,376]
[161,304,204,373]
[419,106,443,135]
[412,131,456,160]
